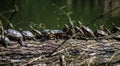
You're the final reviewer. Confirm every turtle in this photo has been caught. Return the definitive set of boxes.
[68,21,74,28]
[42,29,55,40]
[0,35,10,47]
[99,25,111,35]
[112,34,120,41]
[19,28,36,40]
[111,23,120,33]
[77,21,95,38]
[4,29,24,46]
[29,25,43,39]
[95,30,108,37]
[95,25,108,37]
[63,24,69,33]
[68,21,75,34]
[63,24,74,38]
[51,30,65,39]
[74,26,85,37]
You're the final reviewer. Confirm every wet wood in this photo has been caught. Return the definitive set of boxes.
[0,39,120,65]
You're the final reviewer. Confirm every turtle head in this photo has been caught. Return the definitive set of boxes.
[19,28,23,33]
[77,20,82,27]
[29,25,33,29]
[64,24,69,28]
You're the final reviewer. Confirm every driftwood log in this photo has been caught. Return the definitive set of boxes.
[0,39,120,66]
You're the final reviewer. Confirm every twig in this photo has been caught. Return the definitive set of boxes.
[47,34,76,57]
[86,6,119,26]
[6,0,18,30]
[52,4,72,22]
[59,54,66,66]
[9,0,18,21]
[22,55,45,66]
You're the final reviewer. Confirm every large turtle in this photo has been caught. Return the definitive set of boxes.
[19,28,36,40]
[0,35,10,47]
[4,29,24,46]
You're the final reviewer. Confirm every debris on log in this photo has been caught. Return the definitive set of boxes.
[0,39,120,66]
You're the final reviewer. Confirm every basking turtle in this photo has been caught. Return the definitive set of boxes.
[112,34,120,41]
[74,26,85,37]
[0,35,10,47]
[68,21,75,34]
[95,25,108,37]
[51,30,65,39]
[112,23,120,33]
[19,28,36,40]
[99,25,111,35]
[63,24,74,38]
[29,25,43,39]
[4,29,24,46]
[77,21,95,38]
[42,29,55,39]
[95,30,108,37]
[82,26,95,38]
[68,21,74,28]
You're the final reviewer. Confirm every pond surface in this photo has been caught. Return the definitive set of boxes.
[1,0,120,31]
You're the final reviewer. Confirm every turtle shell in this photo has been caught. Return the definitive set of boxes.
[95,30,108,37]
[30,29,43,39]
[113,34,120,40]
[22,31,35,39]
[4,29,23,40]
[42,29,55,39]
[112,26,120,33]
[81,26,95,38]
[74,26,85,36]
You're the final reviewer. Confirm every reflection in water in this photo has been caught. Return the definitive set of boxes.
[0,0,120,31]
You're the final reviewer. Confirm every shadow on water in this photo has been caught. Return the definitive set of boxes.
[0,0,120,31]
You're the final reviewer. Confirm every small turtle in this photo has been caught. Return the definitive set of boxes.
[0,35,10,47]
[42,29,55,39]
[95,25,108,37]
[74,26,85,37]
[29,25,43,39]
[68,21,75,34]
[112,34,120,41]
[63,24,74,38]
[63,24,69,33]
[82,26,95,38]
[100,25,111,35]
[95,30,108,37]
[77,21,95,38]
[51,30,65,39]
[68,21,74,28]
[112,23,120,33]
[4,29,24,46]
[19,28,36,40]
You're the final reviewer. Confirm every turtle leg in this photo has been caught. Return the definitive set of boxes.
[1,41,9,48]
[32,37,36,41]
[18,38,24,46]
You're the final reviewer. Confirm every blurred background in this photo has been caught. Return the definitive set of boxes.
[0,0,120,31]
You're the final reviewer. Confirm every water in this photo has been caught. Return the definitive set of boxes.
[0,0,120,31]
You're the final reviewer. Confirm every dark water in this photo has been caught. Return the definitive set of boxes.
[0,0,120,31]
